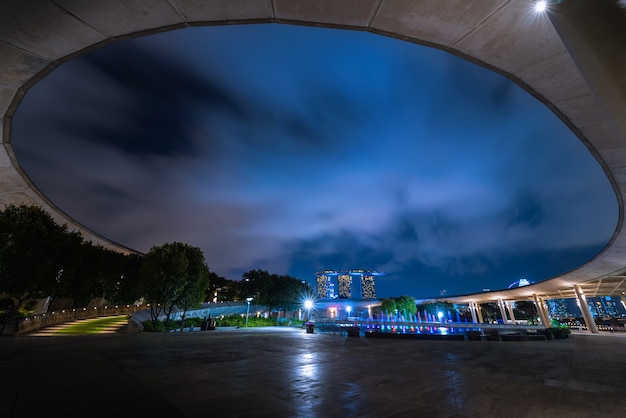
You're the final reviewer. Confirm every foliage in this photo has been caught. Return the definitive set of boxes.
[0,204,146,334]
[380,298,397,315]
[513,300,537,320]
[54,242,123,305]
[242,270,312,317]
[215,315,302,328]
[139,242,210,329]
[206,272,242,302]
[103,252,143,305]
[395,295,417,316]
[419,301,455,316]
[547,326,571,339]
[140,315,302,332]
[0,204,82,332]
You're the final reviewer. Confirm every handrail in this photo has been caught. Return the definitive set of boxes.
[17,304,147,334]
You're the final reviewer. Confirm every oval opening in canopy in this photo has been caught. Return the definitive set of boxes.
[10,23,618,298]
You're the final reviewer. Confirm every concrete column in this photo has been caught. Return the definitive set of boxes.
[619,294,626,312]
[474,302,485,324]
[506,301,516,324]
[548,0,626,144]
[497,299,508,323]
[533,294,551,327]
[540,298,552,327]
[469,302,478,324]
[574,285,599,333]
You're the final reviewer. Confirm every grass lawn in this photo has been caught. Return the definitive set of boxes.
[55,315,128,334]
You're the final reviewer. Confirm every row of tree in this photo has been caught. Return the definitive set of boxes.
[380,295,418,317]
[0,204,314,332]
[0,204,143,330]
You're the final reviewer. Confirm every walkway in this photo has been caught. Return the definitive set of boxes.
[2,327,626,417]
[25,316,128,337]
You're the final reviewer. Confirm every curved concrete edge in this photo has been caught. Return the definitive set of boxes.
[1,0,625,297]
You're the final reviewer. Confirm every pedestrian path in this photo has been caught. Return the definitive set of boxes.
[27,315,128,336]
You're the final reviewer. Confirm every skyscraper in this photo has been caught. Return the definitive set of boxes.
[314,270,383,299]
[361,273,377,299]
[338,274,352,298]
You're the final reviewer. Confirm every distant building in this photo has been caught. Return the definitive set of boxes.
[315,270,384,299]
[588,296,621,318]
[316,271,336,299]
[338,274,352,298]
[361,273,377,299]
[547,298,572,318]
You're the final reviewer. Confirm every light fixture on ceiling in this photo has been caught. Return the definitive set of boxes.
[535,0,548,13]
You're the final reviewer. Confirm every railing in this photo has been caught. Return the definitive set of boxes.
[17,304,146,335]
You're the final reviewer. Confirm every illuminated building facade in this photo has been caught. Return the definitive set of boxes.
[588,296,621,318]
[316,271,336,299]
[315,270,383,299]
[361,273,377,299]
[338,274,352,298]
[547,298,572,318]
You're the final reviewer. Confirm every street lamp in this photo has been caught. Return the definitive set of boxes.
[245,297,253,326]
[437,311,444,323]
[346,305,352,319]
[304,299,313,321]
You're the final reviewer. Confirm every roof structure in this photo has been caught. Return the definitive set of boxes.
[1,0,625,301]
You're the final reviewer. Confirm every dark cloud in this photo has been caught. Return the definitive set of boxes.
[46,42,247,158]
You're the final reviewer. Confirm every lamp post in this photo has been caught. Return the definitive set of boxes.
[346,305,352,320]
[245,297,253,326]
[304,299,313,321]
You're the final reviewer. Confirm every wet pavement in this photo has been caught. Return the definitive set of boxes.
[2,327,626,417]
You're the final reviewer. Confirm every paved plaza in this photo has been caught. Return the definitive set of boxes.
[1,327,626,417]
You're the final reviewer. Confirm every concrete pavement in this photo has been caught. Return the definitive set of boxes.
[2,327,626,417]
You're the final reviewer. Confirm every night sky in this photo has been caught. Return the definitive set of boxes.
[11,24,618,298]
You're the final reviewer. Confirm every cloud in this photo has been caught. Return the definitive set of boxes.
[10,24,618,297]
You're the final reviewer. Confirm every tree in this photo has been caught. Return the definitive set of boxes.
[139,242,210,329]
[395,295,417,318]
[241,270,312,319]
[270,275,312,318]
[0,204,81,332]
[513,300,537,321]
[175,245,210,330]
[420,301,454,316]
[380,298,397,316]
[53,241,118,306]
[205,273,243,302]
[102,252,143,305]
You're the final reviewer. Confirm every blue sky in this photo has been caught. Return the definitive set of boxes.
[11,24,618,298]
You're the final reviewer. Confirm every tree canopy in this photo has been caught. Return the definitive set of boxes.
[0,204,79,311]
[139,242,210,328]
[0,204,146,333]
[242,270,312,317]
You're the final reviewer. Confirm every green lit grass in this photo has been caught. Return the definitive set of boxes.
[55,315,127,334]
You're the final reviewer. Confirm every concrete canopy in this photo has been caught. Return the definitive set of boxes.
[1,0,625,299]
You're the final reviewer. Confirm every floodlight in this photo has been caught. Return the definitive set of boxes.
[535,0,547,13]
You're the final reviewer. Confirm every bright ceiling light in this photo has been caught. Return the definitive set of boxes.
[535,0,548,12]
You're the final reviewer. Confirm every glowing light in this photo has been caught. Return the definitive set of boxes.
[346,306,352,314]
[304,299,313,310]
[535,0,547,13]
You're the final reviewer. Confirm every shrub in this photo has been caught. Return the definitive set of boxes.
[544,327,570,339]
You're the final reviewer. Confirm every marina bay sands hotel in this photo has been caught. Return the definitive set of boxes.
[315,270,384,300]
